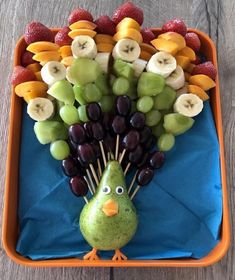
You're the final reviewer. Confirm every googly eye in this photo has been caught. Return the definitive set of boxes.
[116,186,124,195]
[102,185,111,194]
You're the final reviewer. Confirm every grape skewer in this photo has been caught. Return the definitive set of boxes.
[112,115,126,160]
[119,130,140,164]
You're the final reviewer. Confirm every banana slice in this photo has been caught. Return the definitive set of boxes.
[165,65,185,90]
[95,52,111,73]
[71,35,97,59]
[132,59,147,77]
[66,66,77,84]
[41,61,66,85]
[112,38,140,62]
[146,51,176,78]
[27,97,54,121]
[173,93,203,117]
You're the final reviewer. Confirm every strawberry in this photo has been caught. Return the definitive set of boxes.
[141,28,155,44]
[112,1,144,25]
[11,66,36,86]
[24,22,54,45]
[55,27,73,46]
[95,15,116,36]
[21,51,34,66]
[185,32,201,51]
[68,8,93,25]
[192,61,217,80]
[162,18,187,36]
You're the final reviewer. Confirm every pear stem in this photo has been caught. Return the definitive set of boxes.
[83,176,93,195]
[97,159,102,179]
[89,164,99,186]
[119,149,126,164]
[83,196,89,204]
[86,169,96,193]
[99,141,107,167]
[130,185,140,200]
[128,170,138,194]
[124,162,131,175]
[115,135,120,160]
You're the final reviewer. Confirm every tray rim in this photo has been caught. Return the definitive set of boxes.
[2,28,230,267]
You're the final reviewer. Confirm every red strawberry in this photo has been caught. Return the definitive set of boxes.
[112,1,143,25]
[162,18,187,36]
[95,15,116,36]
[185,32,201,51]
[141,28,155,44]
[24,22,54,45]
[68,8,93,25]
[55,27,73,46]
[192,61,217,80]
[11,66,36,86]
[21,51,34,66]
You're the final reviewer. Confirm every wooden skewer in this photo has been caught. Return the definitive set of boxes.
[89,163,99,186]
[86,169,96,193]
[107,152,110,161]
[83,196,89,204]
[99,141,107,167]
[128,170,138,194]
[83,176,93,195]
[115,135,120,160]
[97,159,102,179]
[119,149,126,164]
[130,185,140,200]
[124,162,131,175]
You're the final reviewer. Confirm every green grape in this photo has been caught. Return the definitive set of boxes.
[137,96,154,113]
[95,73,109,95]
[145,109,162,126]
[112,77,130,95]
[163,113,194,136]
[50,140,70,160]
[153,86,176,110]
[78,105,89,122]
[137,72,165,97]
[152,121,165,138]
[73,84,86,105]
[113,59,134,80]
[99,95,114,112]
[157,133,175,152]
[84,83,102,102]
[59,105,80,125]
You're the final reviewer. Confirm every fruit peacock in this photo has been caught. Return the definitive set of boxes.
[11,1,217,260]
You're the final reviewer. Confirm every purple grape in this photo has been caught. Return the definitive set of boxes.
[130,112,145,130]
[115,95,131,116]
[102,112,114,131]
[90,140,101,158]
[69,175,88,197]
[123,130,140,151]
[92,122,104,141]
[137,167,154,186]
[69,124,86,144]
[62,156,79,177]
[84,122,93,140]
[77,143,95,164]
[128,145,143,164]
[86,102,102,121]
[144,135,156,151]
[149,151,165,169]
[140,126,152,144]
[137,152,149,168]
[77,155,89,169]
[68,139,77,155]
[112,115,126,134]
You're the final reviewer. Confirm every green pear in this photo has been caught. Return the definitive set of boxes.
[48,80,75,105]
[153,86,176,110]
[137,72,165,97]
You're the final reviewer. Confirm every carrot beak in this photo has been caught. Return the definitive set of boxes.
[102,199,119,217]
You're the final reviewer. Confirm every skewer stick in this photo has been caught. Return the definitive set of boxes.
[83,196,89,204]
[97,159,102,179]
[119,149,126,164]
[83,176,93,195]
[130,185,140,200]
[99,141,107,167]
[124,162,131,175]
[115,135,120,160]
[89,163,99,186]
[128,170,138,194]
[86,169,96,193]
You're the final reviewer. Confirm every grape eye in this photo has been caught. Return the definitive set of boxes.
[102,186,111,194]
[116,186,124,195]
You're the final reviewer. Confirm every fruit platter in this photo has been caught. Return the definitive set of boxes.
[3,1,229,267]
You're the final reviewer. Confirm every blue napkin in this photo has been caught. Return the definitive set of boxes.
[16,101,222,260]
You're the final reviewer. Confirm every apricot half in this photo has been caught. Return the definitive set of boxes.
[15,81,48,97]
[187,84,209,101]
[113,28,143,44]
[69,20,97,30]
[189,74,216,91]
[151,38,179,55]
[159,32,186,50]
[68,29,97,38]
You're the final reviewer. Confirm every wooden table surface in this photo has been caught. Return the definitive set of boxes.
[0,0,234,279]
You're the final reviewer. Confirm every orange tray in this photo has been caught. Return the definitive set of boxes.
[2,28,230,267]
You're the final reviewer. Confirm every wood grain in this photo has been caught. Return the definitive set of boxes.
[0,0,234,279]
